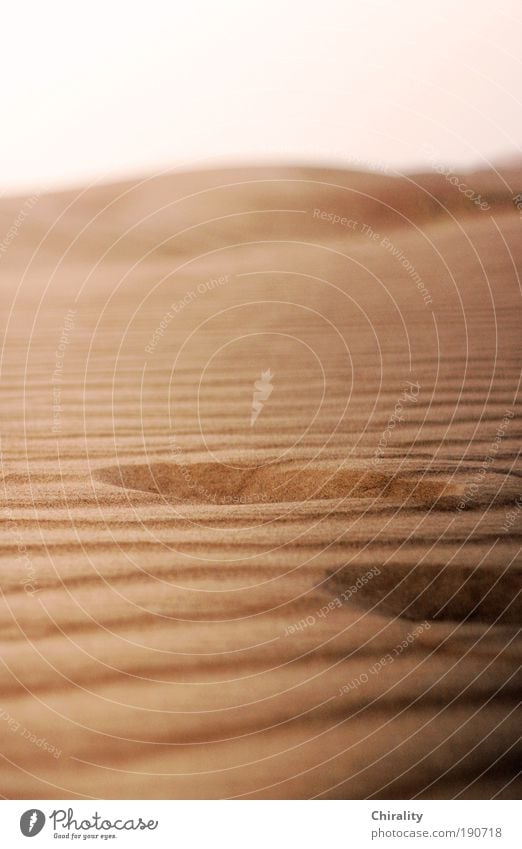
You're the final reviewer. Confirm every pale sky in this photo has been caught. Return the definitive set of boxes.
[1,0,521,194]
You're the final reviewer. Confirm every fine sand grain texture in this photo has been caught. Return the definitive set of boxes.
[1,164,521,798]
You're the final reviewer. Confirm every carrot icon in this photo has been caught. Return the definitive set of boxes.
[250,369,274,426]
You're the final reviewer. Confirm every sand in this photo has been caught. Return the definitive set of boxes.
[0,163,521,799]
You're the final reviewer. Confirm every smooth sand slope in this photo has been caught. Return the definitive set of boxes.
[0,164,521,798]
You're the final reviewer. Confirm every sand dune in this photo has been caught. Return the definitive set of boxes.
[0,164,521,799]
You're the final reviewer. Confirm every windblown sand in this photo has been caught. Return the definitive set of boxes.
[0,164,521,799]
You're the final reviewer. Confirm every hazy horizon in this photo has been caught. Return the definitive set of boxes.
[1,0,521,195]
